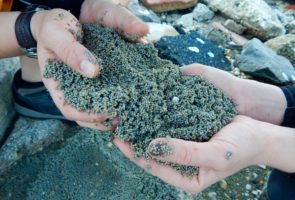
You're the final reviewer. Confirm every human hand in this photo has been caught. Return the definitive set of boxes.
[80,0,149,40]
[182,64,287,125]
[30,9,114,130]
[114,116,295,194]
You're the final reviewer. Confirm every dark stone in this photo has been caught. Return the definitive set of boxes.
[234,38,295,85]
[0,118,67,175]
[155,31,231,71]
[0,58,19,143]
[0,127,179,200]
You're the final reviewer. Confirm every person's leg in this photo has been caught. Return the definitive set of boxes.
[13,56,66,120]
[267,169,295,200]
[20,56,41,82]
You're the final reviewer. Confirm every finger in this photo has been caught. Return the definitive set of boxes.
[97,1,149,38]
[47,34,100,78]
[38,19,100,78]
[147,138,233,170]
[77,116,120,131]
[113,137,203,193]
[76,121,111,131]
[115,138,242,194]
[37,59,108,123]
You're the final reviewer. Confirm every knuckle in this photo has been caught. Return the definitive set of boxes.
[57,42,73,65]
[179,147,193,165]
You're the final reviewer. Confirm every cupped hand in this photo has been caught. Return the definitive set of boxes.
[30,9,113,130]
[182,64,287,125]
[79,0,149,40]
[114,116,269,194]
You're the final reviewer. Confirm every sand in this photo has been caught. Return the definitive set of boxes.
[43,24,237,175]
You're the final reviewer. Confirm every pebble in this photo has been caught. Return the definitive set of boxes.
[224,19,246,34]
[245,184,252,190]
[219,179,228,190]
[252,172,258,179]
[107,142,113,148]
[172,96,180,104]
[208,191,217,200]
[192,3,215,22]
[252,189,262,196]
[145,23,179,43]
[176,13,194,29]
[232,68,241,76]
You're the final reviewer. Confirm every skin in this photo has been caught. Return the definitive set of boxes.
[0,0,148,130]
[114,64,295,194]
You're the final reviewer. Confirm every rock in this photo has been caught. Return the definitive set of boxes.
[155,31,231,70]
[211,22,249,46]
[246,184,252,190]
[265,34,295,65]
[252,189,262,197]
[224,19,246,34]
[141,0,198,13]
[234,38,295,85]
[0,127,179,199]
[128,0,161,23]
[196,24,230,46]
[176,13,194,29]
[0,117,67,175]
[203,0,285,40]
[146,22,179,43]
[192,3,214,22]
[273,9,295,33]
[219,179,228,190]
[207,191,217,200]
[232,68,241,76]
[0,58,19,143]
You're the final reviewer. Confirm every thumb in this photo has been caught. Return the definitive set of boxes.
[148,138,234,170]
[52,41,100,78]
[42,29,100,78]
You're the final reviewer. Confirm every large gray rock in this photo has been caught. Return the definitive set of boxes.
[203,0,285,40]
[0,118,67,175]
[234,38,295,85]
[0,58,19,142]
[265,34,295,66]
[0,126,180,199]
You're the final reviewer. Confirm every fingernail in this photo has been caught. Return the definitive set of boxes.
[80,60,96,77]
[148,141,172,157]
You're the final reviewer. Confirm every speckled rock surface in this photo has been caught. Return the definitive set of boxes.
[203,0,285,40]
[44,24,236,175]
[0,126,180,200]
[0,118,67,175]
[0,58,19,143]
[155,31,231,70]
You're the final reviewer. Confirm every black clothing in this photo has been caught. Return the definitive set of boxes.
[281,86,295,128]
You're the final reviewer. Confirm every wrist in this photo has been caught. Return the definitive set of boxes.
[256,121,295,172]
[237,79,287,124]
[30,10,48,43]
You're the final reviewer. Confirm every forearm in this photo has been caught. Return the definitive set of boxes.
[238,79,287,125]
[258,121,295,173]
[0,12,23,58]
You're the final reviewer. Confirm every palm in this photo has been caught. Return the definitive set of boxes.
[114,116,264,193]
